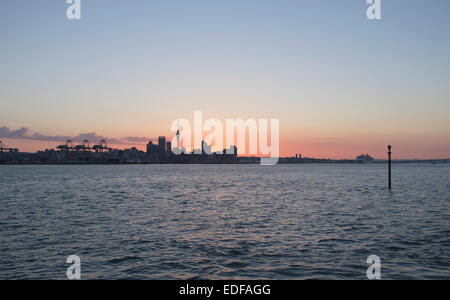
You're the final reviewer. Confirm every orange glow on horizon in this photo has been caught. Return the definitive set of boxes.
[4,132,450,160]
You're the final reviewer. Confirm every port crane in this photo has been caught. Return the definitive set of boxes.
[0,140,18,153]
[56,139,111,152]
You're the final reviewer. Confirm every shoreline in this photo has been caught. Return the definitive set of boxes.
[1,159,448,166]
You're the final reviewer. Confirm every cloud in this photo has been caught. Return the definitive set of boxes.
[0,126,29,139]
[0,126,149,145]
[29,132,72,142]
[122,136,150,143]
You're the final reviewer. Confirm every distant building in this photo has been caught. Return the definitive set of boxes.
[146,141,158,154]
[158,136,166,154]
[357,154,374,163]
[225,145,238,158]
[166,141,172,154]
[202,141,212,155]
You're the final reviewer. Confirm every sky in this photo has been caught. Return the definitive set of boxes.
[1,0,449,159]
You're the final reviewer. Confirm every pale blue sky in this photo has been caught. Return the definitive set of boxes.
[1,0,449,157]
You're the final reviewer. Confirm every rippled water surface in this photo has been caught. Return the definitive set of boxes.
[0,164,449,279]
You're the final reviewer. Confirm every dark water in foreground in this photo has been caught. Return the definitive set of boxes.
[0,164,449,280]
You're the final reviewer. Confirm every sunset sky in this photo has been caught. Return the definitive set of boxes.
[1,0,449,159]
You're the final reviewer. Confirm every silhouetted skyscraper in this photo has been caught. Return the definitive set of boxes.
[227,145,237,158]
[202,141,212,155]
[158,136,166,154]
[146,141,158,154]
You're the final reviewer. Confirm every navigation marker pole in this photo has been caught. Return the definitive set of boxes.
[388,145,392,189]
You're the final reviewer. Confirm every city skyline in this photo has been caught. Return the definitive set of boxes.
[1,1,450,159]
[1,120,450,160]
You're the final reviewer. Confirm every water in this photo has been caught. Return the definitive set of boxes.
[0,164,449,280]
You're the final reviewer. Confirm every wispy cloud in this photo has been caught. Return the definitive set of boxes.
[0,126,151,145]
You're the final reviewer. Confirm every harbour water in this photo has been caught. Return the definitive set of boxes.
[0,164,449,279]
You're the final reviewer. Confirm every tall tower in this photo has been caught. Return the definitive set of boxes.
[176,121,180,150]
